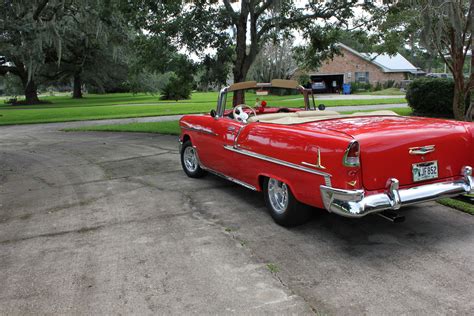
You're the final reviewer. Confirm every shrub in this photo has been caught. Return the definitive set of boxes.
[160,75,192,101]
[373,81,383,91]
[406,78,454,117]
[350,81,372,92]
[383,80,396,89]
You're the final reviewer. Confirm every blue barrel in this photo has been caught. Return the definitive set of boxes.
[342,83,351,94]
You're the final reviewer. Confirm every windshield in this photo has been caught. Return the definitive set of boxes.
[224,87,315,113]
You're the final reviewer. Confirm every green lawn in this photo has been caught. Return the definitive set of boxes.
[437,198,474,215]
[64,120,181,135]
[354,88,406,96]
[0,92,406,125]
[65,107,412,135]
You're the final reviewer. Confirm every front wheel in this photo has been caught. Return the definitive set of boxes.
[180,140,206,178]
[263,177,312,227]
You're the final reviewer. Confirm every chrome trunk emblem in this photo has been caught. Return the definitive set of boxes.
[409,145,435,155]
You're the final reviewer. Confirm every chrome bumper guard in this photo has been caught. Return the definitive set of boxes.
[320,166,474,218]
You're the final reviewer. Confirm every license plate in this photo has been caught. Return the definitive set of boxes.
[412,161,438,182]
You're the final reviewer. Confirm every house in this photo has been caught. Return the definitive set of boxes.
[295,43,423,92]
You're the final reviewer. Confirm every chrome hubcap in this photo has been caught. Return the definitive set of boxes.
[268,178,289,214]
[183,146,198,172]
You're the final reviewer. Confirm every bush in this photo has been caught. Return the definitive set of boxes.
[160,75,192,101]
[406,78,454,117]
[351,81,372,92]
[383,80,396,89]
[373,81,383,91]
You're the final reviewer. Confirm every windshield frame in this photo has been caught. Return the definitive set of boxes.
[215,80,315,118]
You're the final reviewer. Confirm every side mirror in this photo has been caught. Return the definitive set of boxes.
[210,109,217,118]
[318,103,326,111]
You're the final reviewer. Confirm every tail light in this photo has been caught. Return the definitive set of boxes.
[343,140,360,167]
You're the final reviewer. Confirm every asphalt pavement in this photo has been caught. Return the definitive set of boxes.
[0,121,473,315]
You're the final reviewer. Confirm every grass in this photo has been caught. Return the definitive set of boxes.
[266,263,279,273]
[437,197,474,215]
[354,88,406,96]
[64,121,181,135]
[65,107,413,135]
[0,92,405,126]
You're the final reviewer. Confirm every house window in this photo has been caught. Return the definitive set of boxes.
[355,72,369,83]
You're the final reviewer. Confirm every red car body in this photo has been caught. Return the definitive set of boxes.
[179,80,474,224]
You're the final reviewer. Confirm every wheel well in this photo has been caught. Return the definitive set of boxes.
[182,134,191,143]
[258,175,267,191]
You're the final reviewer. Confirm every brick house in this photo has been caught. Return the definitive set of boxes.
[295,43,422,92]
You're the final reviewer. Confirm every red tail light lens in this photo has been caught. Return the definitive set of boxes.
[343,141,360,167]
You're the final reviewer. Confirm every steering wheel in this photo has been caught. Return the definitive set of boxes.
[233,104,257,123]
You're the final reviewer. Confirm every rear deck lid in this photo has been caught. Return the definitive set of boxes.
[305,115,471,190]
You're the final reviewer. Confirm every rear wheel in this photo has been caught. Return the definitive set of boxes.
[263,177,312,227]
[180,140,206,178]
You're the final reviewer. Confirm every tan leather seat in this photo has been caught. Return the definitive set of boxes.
[247,112,296,122]
[295,110,340,117]
[248,110,399,125]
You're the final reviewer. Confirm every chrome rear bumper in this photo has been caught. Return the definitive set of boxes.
[320,166,474,218]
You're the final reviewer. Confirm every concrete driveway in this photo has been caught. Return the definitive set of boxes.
[0,122,473,315]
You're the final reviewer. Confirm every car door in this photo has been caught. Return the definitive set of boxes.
[191,116,243,175]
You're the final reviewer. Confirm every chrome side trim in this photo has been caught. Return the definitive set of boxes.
[181,126,218,136]
[201,165,257,191]
[320,166,474,218]
[233,125,245,147]
[191,143,256,191]
[224,145,332,178]
[301,147,326,170]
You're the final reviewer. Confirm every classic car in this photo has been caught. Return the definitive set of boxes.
[178,79,474,226]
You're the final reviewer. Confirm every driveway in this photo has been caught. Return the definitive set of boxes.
[0,122,473,315]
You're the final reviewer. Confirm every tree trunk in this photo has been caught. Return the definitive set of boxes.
[232,68,248,106]
[452,79,466,120]
[24,79,41,104]
[73,72,83,99]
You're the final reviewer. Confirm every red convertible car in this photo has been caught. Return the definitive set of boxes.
[179,79,474,226]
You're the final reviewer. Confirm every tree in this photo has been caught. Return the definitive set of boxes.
[422,0,473,120]
[138,0,362,104]
[248,39,296,82]
[0,0,66,104]
[40,0,129,98]
[0,0,129,103]
[368,0,473,120]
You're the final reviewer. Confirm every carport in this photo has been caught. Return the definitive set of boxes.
[310,73,344,93]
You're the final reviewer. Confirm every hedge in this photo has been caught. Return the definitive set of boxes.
[406,78,454,117]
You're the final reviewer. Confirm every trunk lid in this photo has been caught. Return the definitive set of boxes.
[302,115,472,190]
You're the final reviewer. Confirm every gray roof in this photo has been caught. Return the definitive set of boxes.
[338,43,420,74]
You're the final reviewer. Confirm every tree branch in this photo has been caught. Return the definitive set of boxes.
[223,0,238,25]
[33,0,50,21]
[256,0,273,17]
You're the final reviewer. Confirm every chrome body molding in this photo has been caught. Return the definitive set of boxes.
[301,147,326,170]
[320,166,474,218]
[224,145,332,179]
[201,165,257,191]
[187,142,257,191]
[181,126,218,136]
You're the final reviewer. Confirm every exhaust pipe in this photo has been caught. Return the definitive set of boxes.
[377,210,405,223]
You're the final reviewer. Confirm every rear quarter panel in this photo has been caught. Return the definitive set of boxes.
[234,123,356,208]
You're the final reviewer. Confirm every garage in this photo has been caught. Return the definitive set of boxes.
[310,73,344,93]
